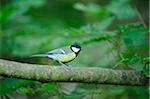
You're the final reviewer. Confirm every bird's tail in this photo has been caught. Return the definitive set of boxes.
[31,54,48,57]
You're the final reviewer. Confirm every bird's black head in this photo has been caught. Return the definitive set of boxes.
[70,43,81,54]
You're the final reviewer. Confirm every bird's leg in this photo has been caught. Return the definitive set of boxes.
[64,63,71,70]
[57,61,71,71]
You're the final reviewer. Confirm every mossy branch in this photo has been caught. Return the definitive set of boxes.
[0,59,148,86]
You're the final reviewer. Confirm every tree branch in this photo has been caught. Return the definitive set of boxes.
[0,59,148,86]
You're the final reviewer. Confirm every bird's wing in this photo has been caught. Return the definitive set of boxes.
[47,48,68,55]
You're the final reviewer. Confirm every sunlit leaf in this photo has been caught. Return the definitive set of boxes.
[73,3,101,16]
[107,0,136,19]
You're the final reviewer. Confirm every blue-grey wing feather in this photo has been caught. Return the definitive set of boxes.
[47,48,66,54]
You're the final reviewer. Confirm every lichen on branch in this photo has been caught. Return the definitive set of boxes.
[0,59,148,86]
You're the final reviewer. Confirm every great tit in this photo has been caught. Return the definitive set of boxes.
[32,44,81,67]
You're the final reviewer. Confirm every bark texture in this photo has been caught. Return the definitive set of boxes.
[0,59,148,86]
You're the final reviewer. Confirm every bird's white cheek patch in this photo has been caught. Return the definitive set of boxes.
[72,47,80,52]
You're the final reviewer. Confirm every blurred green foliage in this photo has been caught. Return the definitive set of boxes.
[0,0,149,99]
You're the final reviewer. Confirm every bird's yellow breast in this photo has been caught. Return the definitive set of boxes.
[57,53,76,63]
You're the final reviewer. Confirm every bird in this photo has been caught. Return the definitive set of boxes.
[31,44,81,68]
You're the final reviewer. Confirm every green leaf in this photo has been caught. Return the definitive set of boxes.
[0,79,33,96]
[107,0,136,19]
[63,17,114,37]
[41,84,57,91]
[97,17,114,30]
[143,63,149,77]
[13,0,46,8]
[18,87,30,94]
[73,3,101,16]
[119,22,147,46]
[129,54,141,64]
